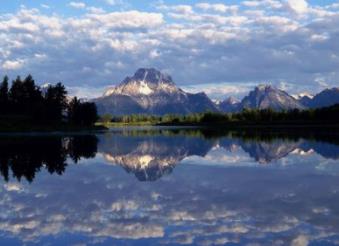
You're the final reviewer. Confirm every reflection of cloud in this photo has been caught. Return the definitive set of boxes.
[0,132,339,244]
[0,156,338,245]
[291,235,309,246]
[3,183,23,192]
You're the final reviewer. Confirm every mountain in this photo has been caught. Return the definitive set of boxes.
[218,96,241,113]
[298,95,313,107]
[299,88,339,108]
[94,68,218,115]
[239,85,305,111]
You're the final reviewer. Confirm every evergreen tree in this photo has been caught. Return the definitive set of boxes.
[45,82,68,122]
[68,97,98,126]
[68,97,81,124]
[0,76,9,114]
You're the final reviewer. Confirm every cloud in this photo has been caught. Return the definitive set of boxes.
[2,59,25,70]
[195,3,238,13]
[286,0,308,14]
[104,0,125,6]
[0,2,338,98]
[40,4,50,9]
[68,1,86,9]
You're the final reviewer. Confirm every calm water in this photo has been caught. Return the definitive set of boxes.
[0,127,339,245]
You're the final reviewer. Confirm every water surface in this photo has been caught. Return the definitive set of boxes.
[0,127,339,245]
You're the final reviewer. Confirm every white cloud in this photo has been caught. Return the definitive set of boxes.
[195,3,238,13]
[242,1,261,7]
[68,1,86,9]
[286,0,308,14]
[104,0,124,6]
[40,4,50,9]
[242,0,282,9]
[2,59,25,70]
[0,2,338,98]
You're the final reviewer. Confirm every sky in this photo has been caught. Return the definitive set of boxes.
[0,0,339,99]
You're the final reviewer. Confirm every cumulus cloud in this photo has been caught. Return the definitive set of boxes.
[286,0,308,14]
[0,1,338,98]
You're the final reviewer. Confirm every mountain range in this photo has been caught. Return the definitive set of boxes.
[94,68,339,115]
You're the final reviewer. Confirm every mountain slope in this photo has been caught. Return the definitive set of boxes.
[239,85,305,111]
[219,97,241,113]
[94,68,218,115]
[299,88,339,108]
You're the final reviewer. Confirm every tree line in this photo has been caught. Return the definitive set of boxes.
[99,104,339,126]
[0,75,98,126]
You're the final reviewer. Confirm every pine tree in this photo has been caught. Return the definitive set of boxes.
[0,76,9,114]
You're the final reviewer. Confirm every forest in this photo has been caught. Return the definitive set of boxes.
[0,75,98,130]
[99,104,339,126]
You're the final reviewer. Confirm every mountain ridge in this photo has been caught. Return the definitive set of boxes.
[93,68,339,115]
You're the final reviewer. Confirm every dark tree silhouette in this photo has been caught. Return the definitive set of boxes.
[0,76,9,114]
[0,74,98,127]
[9,75,43,116]
[0,135,98,182]
[44,82,68,122]
[68,97,98,126]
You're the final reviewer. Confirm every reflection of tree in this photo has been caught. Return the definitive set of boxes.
[0,135,98,182]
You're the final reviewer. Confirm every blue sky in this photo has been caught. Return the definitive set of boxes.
[0,0,339,99]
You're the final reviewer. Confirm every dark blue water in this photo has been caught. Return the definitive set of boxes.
[0,127,338,245]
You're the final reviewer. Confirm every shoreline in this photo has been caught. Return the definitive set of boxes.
[98,122,339,129]
[0,124,108,134]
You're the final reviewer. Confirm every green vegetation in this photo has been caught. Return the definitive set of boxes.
[0,75,101,132]
[98,104,339,127]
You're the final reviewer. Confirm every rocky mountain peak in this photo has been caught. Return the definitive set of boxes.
[104,68,178,97]
[255,84,274,91]
[241,84,304,111]
[224,96,240,104]
[95,68,218,115]
[131,68,173,85]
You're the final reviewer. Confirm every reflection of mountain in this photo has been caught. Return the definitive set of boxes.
[221,138,339,164]
[99,133,214,181]
[0,129,338,183]
[97,130,339,181]
[239,140,302,164]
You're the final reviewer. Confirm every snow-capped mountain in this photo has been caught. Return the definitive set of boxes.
[239,85,305,111]
[94,68,218,115]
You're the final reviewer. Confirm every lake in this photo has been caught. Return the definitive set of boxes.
[0,127,339,245]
